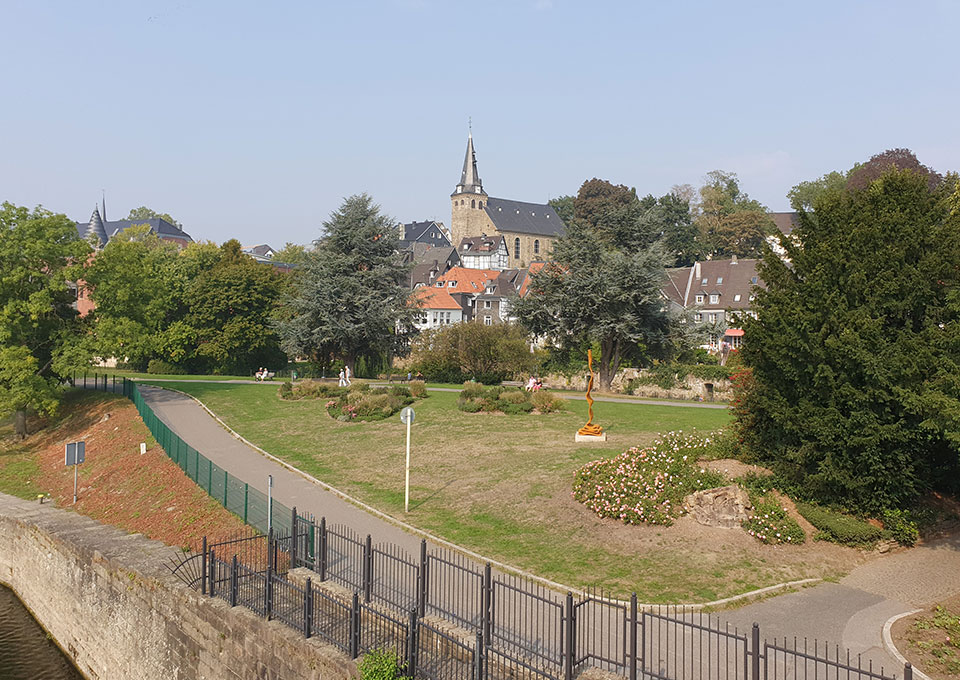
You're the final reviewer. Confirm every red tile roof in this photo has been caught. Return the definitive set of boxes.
[411,286,462,310]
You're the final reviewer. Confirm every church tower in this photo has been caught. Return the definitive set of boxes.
[450,131,490,248]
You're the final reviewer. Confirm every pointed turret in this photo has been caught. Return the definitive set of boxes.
[87,206,108,246]
[454,131,485,196]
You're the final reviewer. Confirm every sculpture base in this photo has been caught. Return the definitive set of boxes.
[575,432,607,443]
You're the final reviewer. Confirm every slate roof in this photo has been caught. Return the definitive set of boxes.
[454,133,484,196]
[458,234,506,254]
[664,259,761,312]
[76,210,193,246]
[484,197,565,237]
[244,244,276,258]
[770,212,800,236]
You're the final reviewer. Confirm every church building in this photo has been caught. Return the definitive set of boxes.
[449,132,565,269]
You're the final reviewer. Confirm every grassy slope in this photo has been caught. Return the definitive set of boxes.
[145,381,834,603]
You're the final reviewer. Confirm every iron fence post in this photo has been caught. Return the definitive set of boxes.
[751,623,760,680]
[291,506,298,569]
[230,556,238,607]
[363,534,373,603]
[223,470,228,506]
[630,592,638,680]
[473,631,484,680]
[201,537,208,595]
[304,577,313,639]
[266,528,274,620]
[243,483,249,524]
[905,663,913,680]
[564,591,575,680]
[319,517,328,580]
[350,592,361,659]
[209,549,216,598]
[417,539,428,617]
[482,563,492,649]
[406,608,419,678]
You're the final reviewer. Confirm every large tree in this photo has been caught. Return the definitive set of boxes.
[639,192,700,266]
[0,203,90,437]
[694,170,775,258]
[737,166,960,512]
[513,180,671,391]
[186,240,288,373]
[278,194,413,375]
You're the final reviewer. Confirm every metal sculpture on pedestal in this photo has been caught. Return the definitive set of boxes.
[577,349,606,441]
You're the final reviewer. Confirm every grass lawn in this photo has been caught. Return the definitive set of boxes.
[139,380,860,603]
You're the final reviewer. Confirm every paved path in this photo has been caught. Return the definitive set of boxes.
[138,383,959,676]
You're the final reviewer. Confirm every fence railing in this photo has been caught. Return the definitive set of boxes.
[81,376,914,680]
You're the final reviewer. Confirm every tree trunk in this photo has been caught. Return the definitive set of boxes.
[597,338,623,392]
[14,409,27,440]
[345,353,356,381]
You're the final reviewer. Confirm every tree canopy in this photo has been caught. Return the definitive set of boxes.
[736,165,960,512]
[513,179,671,390]
[694,170,775,258]
[125,206,182,227]
[0,203,90,436]
[278,194,413,374]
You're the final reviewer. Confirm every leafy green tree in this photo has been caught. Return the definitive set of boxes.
[695,170,775,258]
[513,180,671,391]
[737,166,960,512]
[83,226,184,369]
[186,240,287,373]
[124,206,182,227]
[272,242,311,266]
[0,203,90,437]
[410,322,536,383]
[278,194,413,376]
[846,148,942,192]
[639,192,700,266]
[787,171,848,211]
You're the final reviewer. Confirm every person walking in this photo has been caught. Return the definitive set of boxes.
[344,364,352,386]
[338,368,346,387]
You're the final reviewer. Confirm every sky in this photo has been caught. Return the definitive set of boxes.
[2,0,958,247]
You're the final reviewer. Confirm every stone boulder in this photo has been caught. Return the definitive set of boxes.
[683,485,752,528]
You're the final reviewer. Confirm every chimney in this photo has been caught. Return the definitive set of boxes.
[694,261,701,279]
[731,255,738,265]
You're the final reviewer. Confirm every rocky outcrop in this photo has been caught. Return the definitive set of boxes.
[683,485,752,528]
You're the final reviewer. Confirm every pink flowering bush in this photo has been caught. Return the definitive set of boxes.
[742,495,805,545]
[572,432,727,526]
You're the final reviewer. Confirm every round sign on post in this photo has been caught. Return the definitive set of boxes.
[400,407,415,512]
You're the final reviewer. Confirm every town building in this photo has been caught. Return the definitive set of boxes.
[449,132,565,268]
[399,220,450,250]
[663,258,761,350]
[457,234,509,270]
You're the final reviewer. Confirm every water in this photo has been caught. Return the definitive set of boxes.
[0,585,84,680]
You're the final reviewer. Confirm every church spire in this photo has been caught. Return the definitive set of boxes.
[455,128,485,196]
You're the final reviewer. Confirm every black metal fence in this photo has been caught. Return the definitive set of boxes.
[79,376,912,680]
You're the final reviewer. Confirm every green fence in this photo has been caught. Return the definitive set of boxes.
[118,378,297,537]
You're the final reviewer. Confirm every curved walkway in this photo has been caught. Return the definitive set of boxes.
[139,384,960,675]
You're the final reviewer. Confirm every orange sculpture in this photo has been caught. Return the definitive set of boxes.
[577,349,604,437]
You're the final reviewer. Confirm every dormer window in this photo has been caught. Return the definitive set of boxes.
[701,278,707,285]
[709,294,719,304]
[448,281,457,288]
[734,294,741,302]
[435,282,443,287]
[716,277,723,284]
[695,294,704,304]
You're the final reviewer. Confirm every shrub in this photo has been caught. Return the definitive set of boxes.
[742,495,805,545]
[500,401,534,415]
[499,389,528,405]
[325,384,420,422]
[572,432,728,526]
[147,359,186,375]
[278,381,293,399]
[349,382,370,393]
[795,502,884,545]
[358,649,409,680]
[459,398,483,413]
[881,509,919,546]
[735,471,777,498]
[531,391,565,413]
[460,382,484,399]
[290,381,346,400]
[389,385,411,398]
[409,381,426,398]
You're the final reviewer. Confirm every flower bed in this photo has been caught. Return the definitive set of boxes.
[279,380,427,422]
[572,432,727,526]
[742,495,806,545]
[457,383,565,415]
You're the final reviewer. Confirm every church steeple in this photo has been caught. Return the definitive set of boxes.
[454,130,485,196]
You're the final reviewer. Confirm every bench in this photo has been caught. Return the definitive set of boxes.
[255,371,276,382]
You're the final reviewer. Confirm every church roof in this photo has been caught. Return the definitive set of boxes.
[484,197,566,237]
[453,132,485,196]
[76,212,193,246]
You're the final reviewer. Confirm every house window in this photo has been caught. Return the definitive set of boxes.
[734,294,741,302]
[694,313,702,323]
[484,300,492,309]
[484,316,492,325]
[479,201,483,208]
[716,277,723,284]
[751,276,758,284]
[708,313,717,323]
[534,239,540,255]
[514,238,521,259]
[448,281,457,288]
[471,199,476,208]
[701,278,707,285]
[695,294,704,304]
[435,281,443,287]
[709,294,719,304]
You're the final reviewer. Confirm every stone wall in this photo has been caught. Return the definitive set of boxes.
[543,368,732,402]
[0,493,355,680]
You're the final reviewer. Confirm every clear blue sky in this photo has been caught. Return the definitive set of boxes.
[2,0,957,246]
